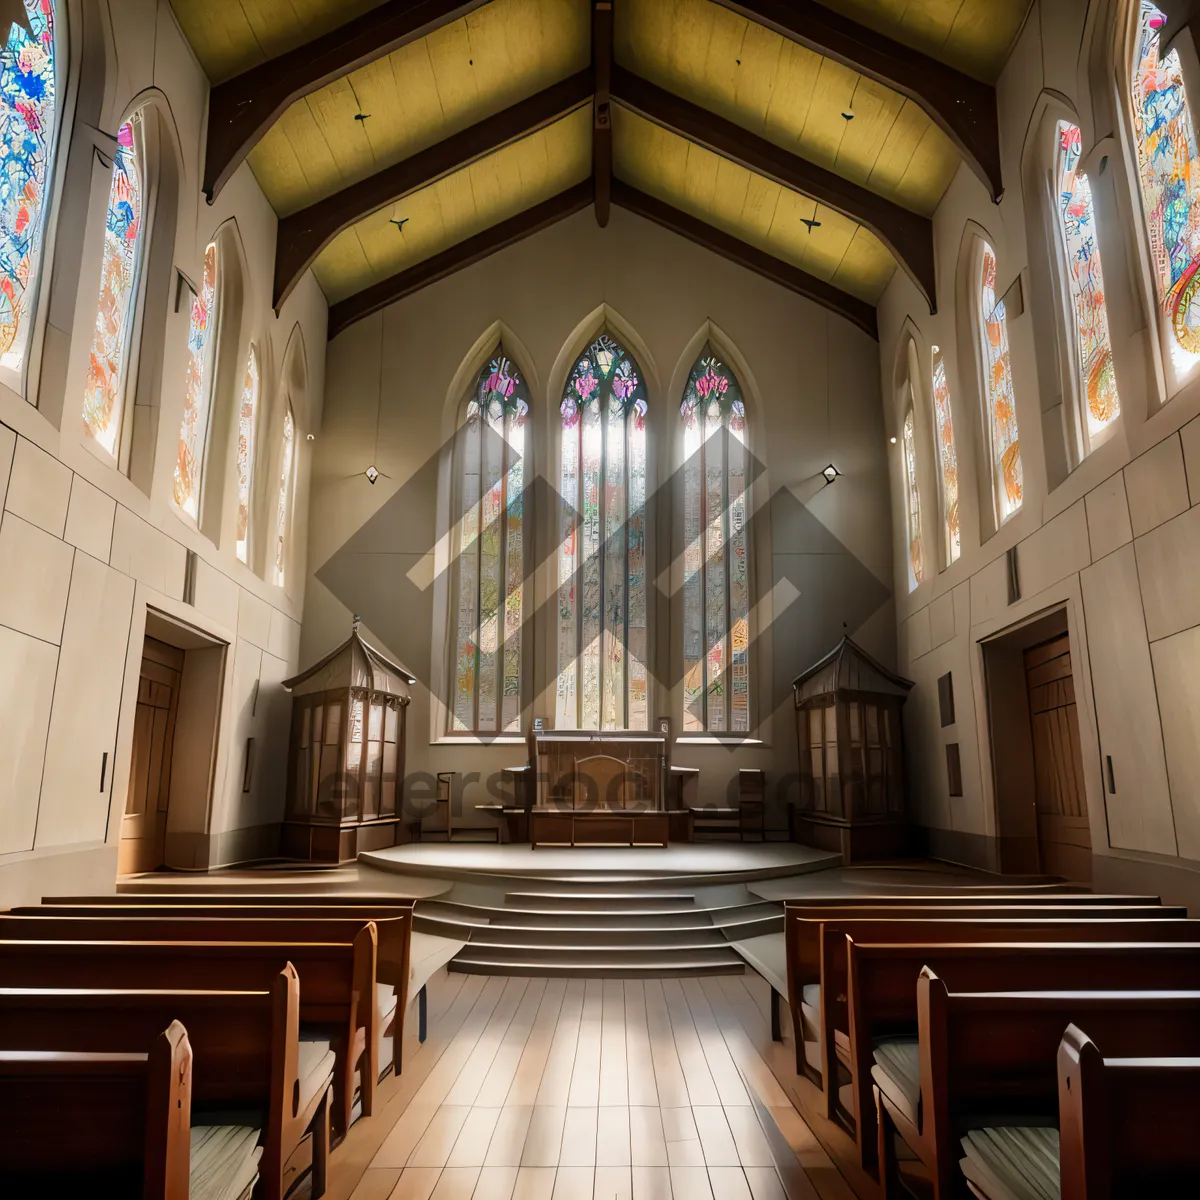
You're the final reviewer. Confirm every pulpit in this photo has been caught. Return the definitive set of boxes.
[792,636,913,862]
[279,624,415,863]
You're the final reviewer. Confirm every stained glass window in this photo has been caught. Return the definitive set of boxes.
[1056,120,1120,445]
[0,1,57,375]
[173,242,218,518]
[1131,2,1200,369]
[681,346,750,733]
[235,345,259,564]
[979,243,1022,522]
[274,405,295,586]
[450,349,528,733]
[902,406,923,591]
[81,113,145,458]
[931,345,961,564]
[557,331,648,731]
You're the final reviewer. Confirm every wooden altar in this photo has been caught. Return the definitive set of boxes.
[526,731,669,847]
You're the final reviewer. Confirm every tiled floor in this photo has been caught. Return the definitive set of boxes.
[333,972,853,1200]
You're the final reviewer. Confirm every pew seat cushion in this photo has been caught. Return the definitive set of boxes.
[297,1032,336,1110]
[190,1124,262,1200]
[958,1127,1060,1200]
[870,1037,920,1125]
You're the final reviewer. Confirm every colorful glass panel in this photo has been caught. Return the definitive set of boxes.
[680,346,750,733]
[274,406,294,585]
[902,407,923,591]
[1056,120,1120,442]
[173,242,218,517]
[980,243,1022,521]
[1131,2,1200,366]
[82,114,144,457]
[0,1,57,374]
[557,331,648,730]
[235,345,259,564]
[931,346,960,564]
[451,350,528,733]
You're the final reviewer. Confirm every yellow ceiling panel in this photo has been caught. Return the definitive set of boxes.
[613,107,893,303]
[248,0,590,216]
[616,0,959,218]
[313,106,591,305]
[812,0,1034,83]
[168,0,388,83]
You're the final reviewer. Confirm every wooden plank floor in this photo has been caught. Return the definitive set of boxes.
[329,971,866,1200]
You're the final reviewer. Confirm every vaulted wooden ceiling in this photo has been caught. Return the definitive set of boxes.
[170,0,1033,339]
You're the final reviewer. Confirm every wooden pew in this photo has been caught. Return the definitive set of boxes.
[1057,1024,1200,1199]
[2,907,412,1074]
[0,932,374,1138]
[0,1020,192,1198]
[42,893,418,910]
[0,966,330,1200]
[875,970,1200,1199]
[845,940,1200,1176]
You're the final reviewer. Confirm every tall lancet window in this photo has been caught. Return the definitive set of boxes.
[979,242,1022,522]
[173,242,218,518]
[273,404,295,586]
[681,347,750,733]
[1056,120,1120,446]
[931,346,961,564]
[82,112,146,458]
[902,406,923,591]
[557,332,649,731]
[235,345,260,564]
[0,1,58,376]
[450,350,528,733]
[1131,2,1200,370]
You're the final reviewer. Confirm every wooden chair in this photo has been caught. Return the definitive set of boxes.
[0,1020,192,1198]
[419,771,499,842]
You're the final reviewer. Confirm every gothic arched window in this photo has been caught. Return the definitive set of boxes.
[0,2,59,377]
[681,346,750,733]
[902,405,924,591]
[557,331,649,731]
[450,349,529,733]
[978,242,1022,523]
[273,403,295,586]
[173,242,219,518]
[1130,2,1200,373]
[82,111,148,460]
[931,345,961,564]
[235,344,260,564]
[1055,120,1120,448]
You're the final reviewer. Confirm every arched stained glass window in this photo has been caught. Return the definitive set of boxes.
[979,242,1022,522]
[557,331,648,731]
[902,406,923,591]
[931,345,961,564]
[173,242,218,518]
[1056,120,1120,446]
[82,113,146,458]
[235,345,259,565]
[0,2,57,376]
[450,349,528,734]
[1131,2,1200,369]
[681,347,750,733]
[274,404,295,586]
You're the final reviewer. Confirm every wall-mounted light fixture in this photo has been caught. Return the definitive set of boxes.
[889,436,897,444]
[306,432,315,442]
[822,463,841,485]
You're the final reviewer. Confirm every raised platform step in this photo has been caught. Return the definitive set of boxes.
[448,953,746,978]
[467,927,730,949]
[502,891,696,910]
[457,941,737,963]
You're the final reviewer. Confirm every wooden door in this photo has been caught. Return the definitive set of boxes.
[117,638,183,875]
[1024,634,1091,881]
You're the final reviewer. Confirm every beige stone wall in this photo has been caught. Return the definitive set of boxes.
[878,0,1200,905]
[0,1,327,902]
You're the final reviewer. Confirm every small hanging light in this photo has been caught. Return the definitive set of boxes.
[822,463,841,485]
[365,465,380,485]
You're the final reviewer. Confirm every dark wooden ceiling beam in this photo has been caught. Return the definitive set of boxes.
[204,0,490,202]
[273,71,593,311]
[711,0,1002,202]
[592,0,614,227]
[612,67,935,312]
[612,180,876,338]
[327,181,593,338]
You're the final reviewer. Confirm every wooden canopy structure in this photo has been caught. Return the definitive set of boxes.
[171,0,1033,339]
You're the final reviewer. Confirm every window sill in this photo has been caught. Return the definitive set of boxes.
[431,735,528,747]
[675,735,765,747]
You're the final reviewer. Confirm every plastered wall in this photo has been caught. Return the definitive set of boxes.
[0,0,327,903]
[879,0,1200,907]
[304,206,893,829]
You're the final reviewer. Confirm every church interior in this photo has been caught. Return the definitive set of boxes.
[5,0,1200,1196]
